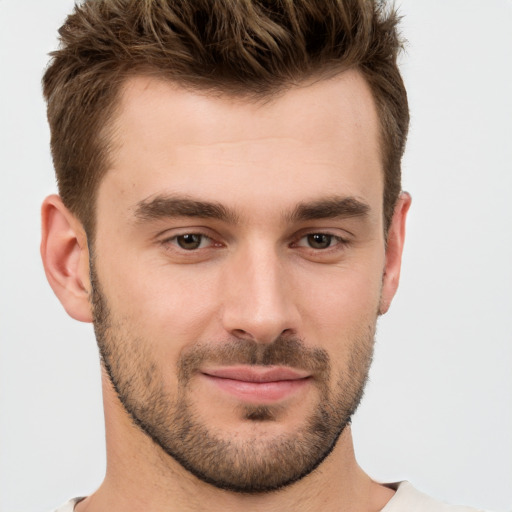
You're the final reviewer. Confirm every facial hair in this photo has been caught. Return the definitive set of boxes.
[90,263,375,494]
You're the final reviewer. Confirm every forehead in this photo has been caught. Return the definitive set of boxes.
[101,70,383,223]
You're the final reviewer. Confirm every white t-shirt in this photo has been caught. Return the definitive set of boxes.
[381,482,488,511]
[53,482,489,511]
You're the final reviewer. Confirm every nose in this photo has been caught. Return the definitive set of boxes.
[220,242,300,344]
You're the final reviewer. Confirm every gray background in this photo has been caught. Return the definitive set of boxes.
[1,1,511,511]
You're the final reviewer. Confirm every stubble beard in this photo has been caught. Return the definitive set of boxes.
[90,264,375,494]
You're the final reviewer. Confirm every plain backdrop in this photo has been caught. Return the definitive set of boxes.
[1,1,511,511]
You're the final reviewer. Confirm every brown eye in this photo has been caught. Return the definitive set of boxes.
[306,233,333,249]
[176,234,204,250]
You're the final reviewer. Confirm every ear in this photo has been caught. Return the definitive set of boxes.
[379,192,411,315]
[40,194,93,323]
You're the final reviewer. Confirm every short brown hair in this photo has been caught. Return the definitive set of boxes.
[43,0,409,236]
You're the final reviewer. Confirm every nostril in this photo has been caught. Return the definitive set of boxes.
[231,328,250,339]
[229,327,296,344]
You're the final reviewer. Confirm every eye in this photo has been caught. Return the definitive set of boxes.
[306,233,333,249]
[173,233,211,250]
[297,233,341,250]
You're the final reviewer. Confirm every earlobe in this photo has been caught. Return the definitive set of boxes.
[379,192,411,315]
[40,194,93,323]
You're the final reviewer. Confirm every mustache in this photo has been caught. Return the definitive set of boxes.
[178,337,331,383]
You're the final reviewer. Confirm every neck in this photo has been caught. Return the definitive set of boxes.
[76,376,394,512]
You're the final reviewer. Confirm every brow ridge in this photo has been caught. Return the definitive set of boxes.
[134,194,370,225]
[134,195,239,223]
[287,196,370,222]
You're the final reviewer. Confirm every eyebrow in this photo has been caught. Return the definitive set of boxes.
[134,195,239,224]
[133,194,370,225]
[287,196,370,222]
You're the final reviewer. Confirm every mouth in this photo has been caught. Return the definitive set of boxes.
[200,365,312,403]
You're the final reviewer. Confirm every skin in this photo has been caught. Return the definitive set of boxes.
[41,69,410,511]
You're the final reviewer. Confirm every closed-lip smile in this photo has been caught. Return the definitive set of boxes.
[200,365,312,403]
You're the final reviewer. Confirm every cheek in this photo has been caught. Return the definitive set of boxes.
[294,261,383,350]
[95,250,223,363]
[290,229,385,311]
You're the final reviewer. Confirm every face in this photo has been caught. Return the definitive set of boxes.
[90,71,394,493]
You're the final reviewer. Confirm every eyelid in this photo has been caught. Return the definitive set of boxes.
[291,227,351,244]
[294,233,348,248]
[158,228,222,250]
[155,226,351,253]
[156,225,216,240]
[170,233,213,250]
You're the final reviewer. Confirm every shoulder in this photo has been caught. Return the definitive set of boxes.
[52,497,85,512]
[381,482,490,512]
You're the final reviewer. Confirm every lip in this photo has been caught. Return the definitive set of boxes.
[200,365,311,403]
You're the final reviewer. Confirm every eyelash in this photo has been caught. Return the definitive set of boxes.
[292,233,348,251]
[161,231,349,253]
[163,233,218,251]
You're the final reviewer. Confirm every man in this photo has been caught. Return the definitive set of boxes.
[39,1,488,511]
